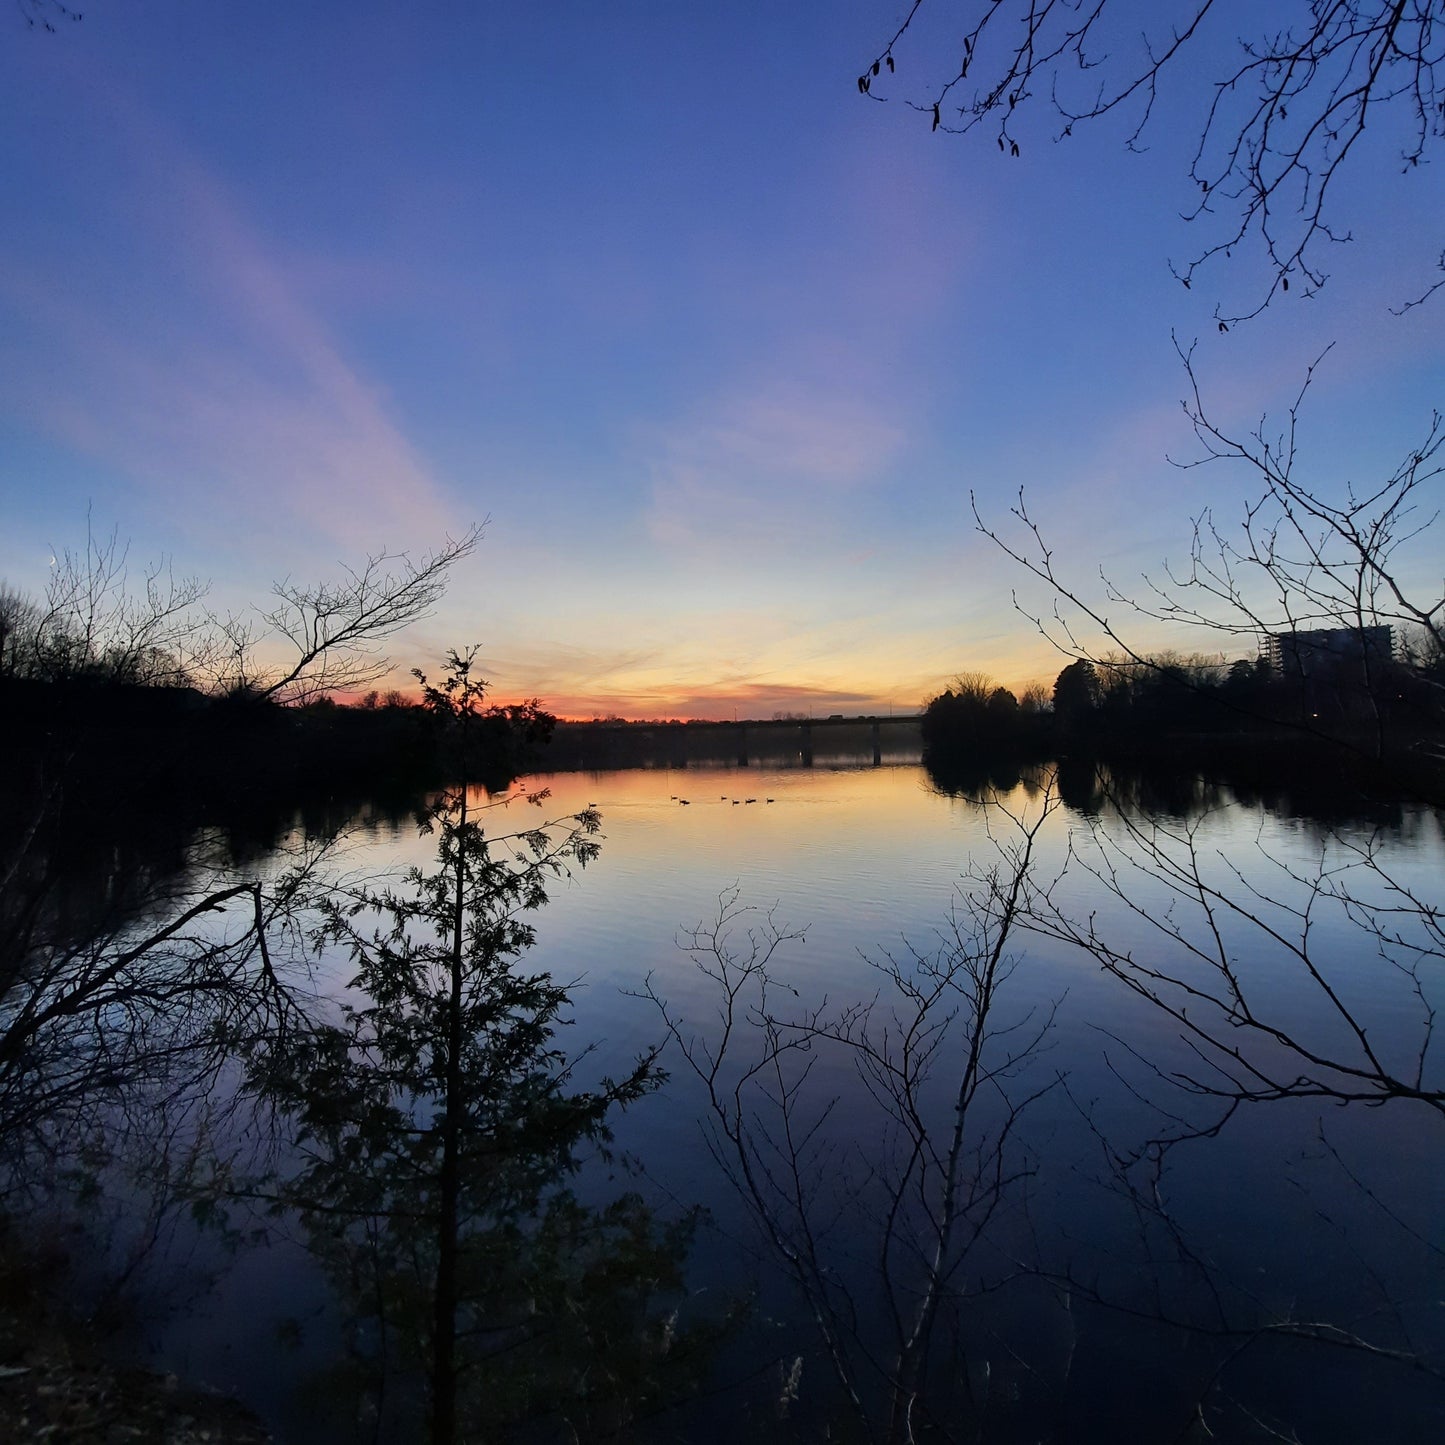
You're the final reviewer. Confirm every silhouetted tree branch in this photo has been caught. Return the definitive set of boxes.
[2,521,483,705]
[864,2,1443,320]
[973,343,1444,766]
[964,349,1445,1422]
[1163,337,1444,669]
[16,0,81,34]
[1030,800,1443,1119]
[214,525,482,704]
[1,518,211,688]
[0,820,327,1176]
[637,788,1062,1442]
[970,344,1444,1120]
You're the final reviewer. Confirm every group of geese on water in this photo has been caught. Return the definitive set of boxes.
[669,794,774,806]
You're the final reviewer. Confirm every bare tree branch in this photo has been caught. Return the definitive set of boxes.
[217,524,483,704]
[635,786,1064,1440]
[864,2,1444,320]
[973,342,1445,767]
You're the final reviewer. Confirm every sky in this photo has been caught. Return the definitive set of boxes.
[2,2,1440,719]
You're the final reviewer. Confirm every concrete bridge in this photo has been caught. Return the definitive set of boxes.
[685,715,921,767]
[544,714,922,771]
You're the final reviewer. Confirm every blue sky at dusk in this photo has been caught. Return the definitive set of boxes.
[3,2,1439,717]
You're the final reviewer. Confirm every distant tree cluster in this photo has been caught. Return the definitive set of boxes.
[1050,651,1228,734]
[925,634,1444,767]
[354,688,413,711]
[920,670,1051,756]
[1055,640,1442,744]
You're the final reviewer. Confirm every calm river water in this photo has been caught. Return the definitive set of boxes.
[155,756,1444,1443]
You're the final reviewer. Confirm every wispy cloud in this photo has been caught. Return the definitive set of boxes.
[642,375,906,555]
[632,123,975,568]
[457,639,670,700]
[532,678,886,723]
[0,81,457,561]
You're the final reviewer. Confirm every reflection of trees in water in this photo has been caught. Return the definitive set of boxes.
[927,747,1430,838]
[649,763,1444,1440]
[0,759,314,1172]
[0,753,437,980]
[0,760,327,1445]
[1023,749,1445,1436]
[922,749,1031,800]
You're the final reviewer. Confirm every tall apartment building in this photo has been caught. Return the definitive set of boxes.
[1265,625,1394,677]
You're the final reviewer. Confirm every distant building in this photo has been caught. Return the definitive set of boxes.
[1265,625,1393,678]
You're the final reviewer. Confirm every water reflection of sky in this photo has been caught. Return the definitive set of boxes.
[306,761,1445,1121]
[529,763,1441,1431]
[159,760,1443,1442]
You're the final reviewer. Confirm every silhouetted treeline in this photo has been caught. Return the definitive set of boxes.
[3,679,560,999]
[3,676,554,822]
[920,671,1052,764]
[923,649,1445,796]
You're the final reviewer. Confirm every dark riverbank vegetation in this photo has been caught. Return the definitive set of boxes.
[923,632,1445,797]
[0,640,715,1443]
[1,522,562,809]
